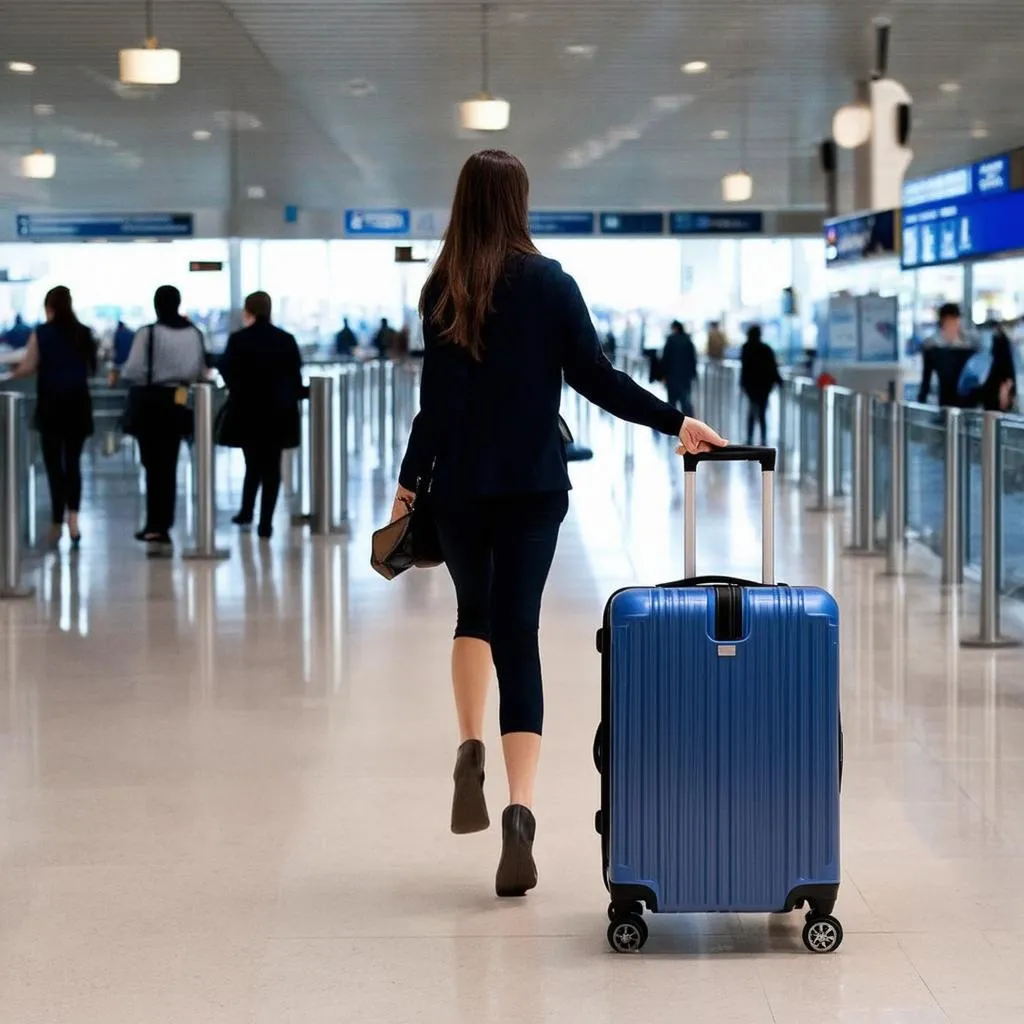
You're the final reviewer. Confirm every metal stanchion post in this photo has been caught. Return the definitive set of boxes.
[777,380,789,478]
[846,392,879,554]
[336,371,351,533]
[832,392,846,497]
[961,412,1019,648]
[883,401,906,576]
[942,408,963,586]
[309,375,344,537]
[809,385,835,511]
[0,393,34,598]
[184,383,229,561]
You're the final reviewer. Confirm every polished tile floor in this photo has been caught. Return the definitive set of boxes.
[1,401,1024,1023]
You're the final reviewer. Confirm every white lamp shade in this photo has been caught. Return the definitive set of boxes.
[21,150,56,179]
[459,96,510,132]
[832,103,872,149]
[119,46,180,85]
[722,170,753,203]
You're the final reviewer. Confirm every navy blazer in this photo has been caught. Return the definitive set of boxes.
[398,254,685,499]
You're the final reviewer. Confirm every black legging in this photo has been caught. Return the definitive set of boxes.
[241,444,283,529]
[40,431,86,525]
[434,491,569,735]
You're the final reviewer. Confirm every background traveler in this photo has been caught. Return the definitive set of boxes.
[10,286,97,550]
[2,313,32,350]
[661,320,698,417]
[918,302,976,408]
[112,319,135,369]
[373,318,396,360]
[120,285,207,557]
[219,291,304,540]
[964,325,1018,412]
[706,320,728,361]
[739,324,782,446]
[335,317,358,358]
[393,148,726,901]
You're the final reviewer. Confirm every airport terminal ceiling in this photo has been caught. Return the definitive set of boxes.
[0,0,1022,213]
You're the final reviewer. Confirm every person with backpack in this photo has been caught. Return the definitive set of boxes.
[959,324,1017,412]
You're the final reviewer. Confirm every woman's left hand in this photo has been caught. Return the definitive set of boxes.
[676,417,728,455]
[390,485,416,523]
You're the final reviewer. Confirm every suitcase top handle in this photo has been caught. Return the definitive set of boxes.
[683,445,777,473]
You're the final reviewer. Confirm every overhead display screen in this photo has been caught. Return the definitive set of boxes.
[900,152,1022,269]
[901,187,1024,269]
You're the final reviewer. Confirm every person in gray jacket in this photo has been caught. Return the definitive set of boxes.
[121,285,207,556]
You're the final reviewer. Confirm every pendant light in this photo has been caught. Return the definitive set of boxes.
[19,75,56,179]
[832,81,872,150]
[120,0,180,85]
[722,73,753,202]
[459,4,509,132]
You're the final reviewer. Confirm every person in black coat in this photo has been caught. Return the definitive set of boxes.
[394,149,726,899]
[661,320,698,416]
[739,324,782,445]
[219,292,304,539]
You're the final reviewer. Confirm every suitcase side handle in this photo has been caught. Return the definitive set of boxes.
[682,445,776,472]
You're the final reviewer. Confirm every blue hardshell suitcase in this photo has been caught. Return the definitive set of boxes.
[595,446,842,954]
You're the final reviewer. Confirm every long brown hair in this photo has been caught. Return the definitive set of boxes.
[44,285,96,370]
[421,149,538,359]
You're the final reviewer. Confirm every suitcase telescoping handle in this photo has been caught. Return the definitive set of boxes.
[683,445,776,585]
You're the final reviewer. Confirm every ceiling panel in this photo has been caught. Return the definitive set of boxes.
[0,0,1021,215]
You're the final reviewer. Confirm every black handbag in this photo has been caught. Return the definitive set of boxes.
[121,325,195,441]
[370,484,443,581]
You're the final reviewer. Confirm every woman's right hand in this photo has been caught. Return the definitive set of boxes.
[676,417,728,455]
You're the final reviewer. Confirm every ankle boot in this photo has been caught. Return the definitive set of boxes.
[451,740,489,834]
[495,804,537,897]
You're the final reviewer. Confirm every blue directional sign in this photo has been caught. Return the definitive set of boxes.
[528,211,595,236]
[669,211,764,235]
[599,212,665,235]
[15,212,193,240]
[902,153,1010,210]
[824,210,898,266]
[344,209,411,236]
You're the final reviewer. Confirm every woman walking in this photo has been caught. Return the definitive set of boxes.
[120,285,207,557]
[11,286,97,550]
[393,149,726,898]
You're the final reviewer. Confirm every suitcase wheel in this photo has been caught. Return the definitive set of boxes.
[608,900,644,923]
[802,914,843,954]
[607,914,648,954]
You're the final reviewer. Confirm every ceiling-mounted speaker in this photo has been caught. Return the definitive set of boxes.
[820,139,838,174]
[897,102,912,145]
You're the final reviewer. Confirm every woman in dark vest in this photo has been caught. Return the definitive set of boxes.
[11,285,97,550]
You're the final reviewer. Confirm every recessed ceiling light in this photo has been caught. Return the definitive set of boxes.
[192,129,212,141]
[711,128,730,140]
[565,44,597,58]
[246,185,266,200]
[971,123,989,139]
[939,81,961,94]
[33,103,55,117]
[682,60,709,75]
[8,61,36,75]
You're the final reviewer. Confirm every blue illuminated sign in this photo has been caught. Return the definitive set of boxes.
[15,212,193,240]
[528,211,595,235]
[598,212,664,235]
[344,209,411,236]
[669,211,763,235]
[901,187,1024,269]
[824,210,897,266]
[902,153,1010,209]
